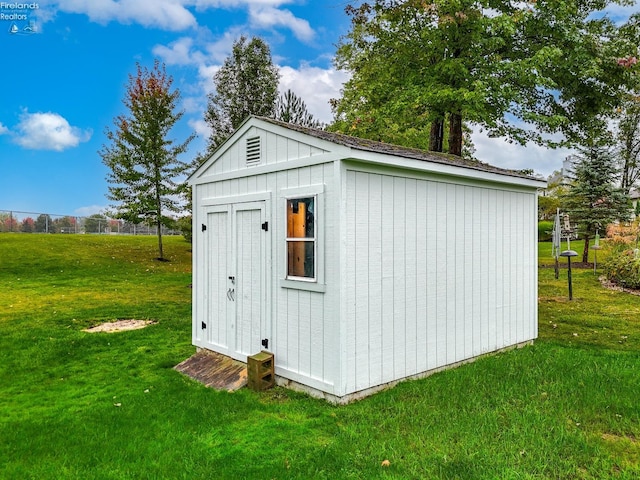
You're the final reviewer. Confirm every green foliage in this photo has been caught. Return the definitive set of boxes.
[332,0,640,157]
[34,213,52,233]
[602,245,640,288]
[538,220,554,242]
[83,213,108,233]
[515,3,640,146]
[332,0,500,155]
[601,221,640,288]
[538,195,560,220]
[564,141,630,262]
[617,97,640,193]
[205,36,279,151]
[100,60,194,259]
[176,215,192,243]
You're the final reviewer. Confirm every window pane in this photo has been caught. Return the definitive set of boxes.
[287,240,315,278]
[287,197,314,238]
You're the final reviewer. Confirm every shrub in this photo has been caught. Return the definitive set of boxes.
[177,215,192,243]
[538,220,554,242]
[602,221,640,288]
[602,246,640,288]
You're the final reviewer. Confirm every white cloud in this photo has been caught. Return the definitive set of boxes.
[74,205,108,217]
[278,65,349,123]
[203,27,248,63]
[248,5,314,42]
[471,129,572,179]
[52,0,197,30]
[188,117,212,138]
[152,37,200,66]
[0,122,8,135]
[45,1,317,39]
[14,111,92,151]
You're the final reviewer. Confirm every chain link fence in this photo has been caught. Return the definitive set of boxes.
[0,210,182,236]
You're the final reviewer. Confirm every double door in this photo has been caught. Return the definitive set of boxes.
[197,201,269,361]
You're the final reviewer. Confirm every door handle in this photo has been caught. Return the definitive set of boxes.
[227,288,235,301]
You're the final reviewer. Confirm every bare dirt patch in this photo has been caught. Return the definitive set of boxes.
[84,319,156,333]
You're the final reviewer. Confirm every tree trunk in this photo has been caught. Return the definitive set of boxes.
[157,216,164,260]
[582,235,590,264]
[154,164,164,261]
[448,112,462,156]
[429,118,444,152]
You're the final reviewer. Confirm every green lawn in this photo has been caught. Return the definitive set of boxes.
[1,234,638,479]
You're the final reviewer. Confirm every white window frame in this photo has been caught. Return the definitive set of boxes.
[285,195,317,282]
[279,184,325,293]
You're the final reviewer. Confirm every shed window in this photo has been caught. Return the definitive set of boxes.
[286,197,315,280]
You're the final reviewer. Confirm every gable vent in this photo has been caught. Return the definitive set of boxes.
[246,136,261,166]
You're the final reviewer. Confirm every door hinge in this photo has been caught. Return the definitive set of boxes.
[261,221,268,232]
[201,223,207,232]
[201,321,207,329]
[261,338,269,349]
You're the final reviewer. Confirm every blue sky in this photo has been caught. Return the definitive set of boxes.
[0,1,638,218]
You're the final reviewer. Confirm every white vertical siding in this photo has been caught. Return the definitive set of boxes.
[272,163,339,390]
[193,158,340,393]
[344,169,538,396]
[198,127,330,177]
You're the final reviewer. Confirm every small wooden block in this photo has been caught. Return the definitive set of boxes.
[247,350,275,391]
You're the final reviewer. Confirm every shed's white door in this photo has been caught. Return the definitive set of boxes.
[199,206,231,350]
[233,202,268,357]
[200,202,269,361]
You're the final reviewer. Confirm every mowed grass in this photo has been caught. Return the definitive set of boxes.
[0,234,639,479]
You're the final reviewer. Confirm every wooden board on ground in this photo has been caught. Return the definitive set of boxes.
[175,350,247,391]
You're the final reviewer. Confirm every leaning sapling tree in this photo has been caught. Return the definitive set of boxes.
[100,60,194,260]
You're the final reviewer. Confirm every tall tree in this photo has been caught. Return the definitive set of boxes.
[100,60,194,260]
[34,214,52,233]
[514,3,640,147]
[564,140,630,263]
[275,89,323,128]
[205,36,279,151]
[332,1,523,155]
[332,1,640,156]
[617,96,640,194]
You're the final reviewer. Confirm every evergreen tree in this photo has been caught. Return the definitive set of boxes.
[275,89,323,129]
[205,36,279,152]
[34,214,52,233]
[564,140,630,263]
[100,60,194,260]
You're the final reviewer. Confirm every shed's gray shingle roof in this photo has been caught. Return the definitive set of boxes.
[257,116,540,181]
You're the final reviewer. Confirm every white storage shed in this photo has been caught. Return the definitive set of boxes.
[188,116,545,403]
